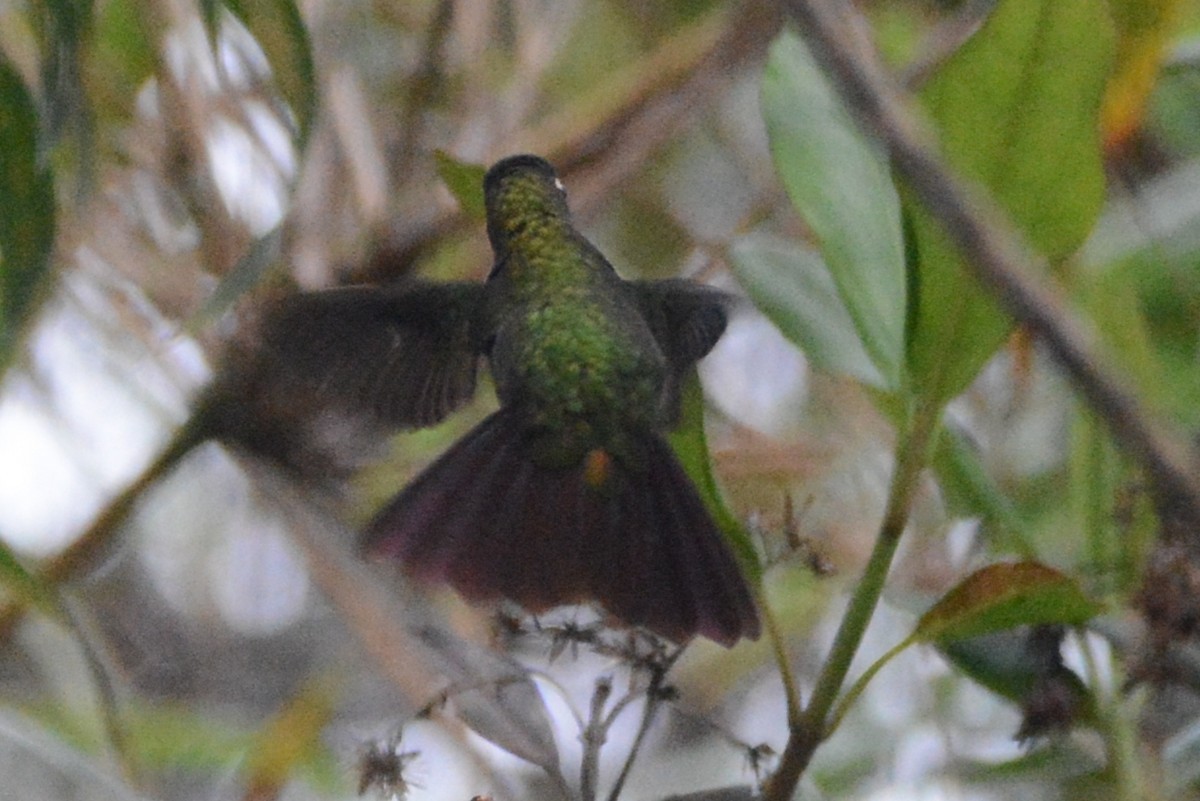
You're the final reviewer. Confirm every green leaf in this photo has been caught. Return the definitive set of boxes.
[0,538,61,619]
[907,0,1115,404]
[434,151,488,221]
[932,427,1036,558]
[88,0,159,120]
[223,0,317,147]
[189,227,283,330]
[0,58,56,375]
[35,0,94,139]
[200,0,222,50]
[729,233,885,387]
[761,30,906,390]
[938,630,1089,707]
[915,562,1100,644]
[668,373,761,584]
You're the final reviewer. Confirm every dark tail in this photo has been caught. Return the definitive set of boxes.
[363,409,760,647]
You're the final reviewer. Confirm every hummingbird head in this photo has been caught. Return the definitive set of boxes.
[484,154,571,256]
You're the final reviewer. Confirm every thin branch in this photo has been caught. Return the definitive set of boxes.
[605,647,683,801]
[244,459,444,702]
[606,694,661,801]
[780,0,1200,528]
[248,459,547,800]
[898,0,997,89]
[1078,629,1143,801]
[357,0,781,284]
[759,588,803,728]
[525,668,589,734]
[0,417,207,642]
[764,395,941,801]
[580,676,614,801]
[60,598,138,784]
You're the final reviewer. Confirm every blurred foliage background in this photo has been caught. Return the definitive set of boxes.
[2,0,1200,800]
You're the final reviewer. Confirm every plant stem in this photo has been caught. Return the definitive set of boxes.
[763,399,940,801]
[606,688,663,801]
[825,634,915,738]
[762,590,803,727]
[1081,631,1145,801]
[60,600,138,784]
[580,677,613,801]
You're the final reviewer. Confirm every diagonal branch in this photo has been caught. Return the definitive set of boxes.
[781,0,1200,527]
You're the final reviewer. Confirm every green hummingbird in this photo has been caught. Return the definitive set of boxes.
[263,154,760,646]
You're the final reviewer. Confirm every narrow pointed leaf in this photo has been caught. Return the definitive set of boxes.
[916,562,1100,644]
[224,0,316,146]
[730,233,885,388]
[0,59,55,375]
[189,227,283,329]
[932,427,1037,558]
[242,680,335,797]
[0,539,61,619]
[908,0,1115,403]
[434,151,487,221]
[88,0,159,121]
[761,30,906,389]
[668,374,761,583]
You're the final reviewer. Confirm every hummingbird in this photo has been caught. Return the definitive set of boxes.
[261,155,760,646]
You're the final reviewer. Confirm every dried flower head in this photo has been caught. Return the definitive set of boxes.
[357,733,419,800]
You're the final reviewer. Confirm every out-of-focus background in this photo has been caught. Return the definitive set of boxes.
[2,1,1200,799]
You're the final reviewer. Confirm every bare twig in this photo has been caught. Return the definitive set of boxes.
[605,647,684,801]
[393,0,456,183]
[780,0,1200,527]
[60,598,138,784]
[243,460,444,701]
[898,0,997,89]
[357,0,781,284]
[580,676,614,801]
[247,460,545,799]
[0,418,207,642]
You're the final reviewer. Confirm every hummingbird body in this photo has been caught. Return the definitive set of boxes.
[263,155,760,646]
[480,159,667,472]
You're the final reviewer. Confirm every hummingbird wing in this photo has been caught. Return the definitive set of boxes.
[259,282,484,428]
[629,280,733,423]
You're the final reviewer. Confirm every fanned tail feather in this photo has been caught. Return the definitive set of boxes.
[363,409,761,646]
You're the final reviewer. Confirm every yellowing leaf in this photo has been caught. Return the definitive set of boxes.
[242,679,335,799]
[1101,0,1186,151]
[916,562,1100,644]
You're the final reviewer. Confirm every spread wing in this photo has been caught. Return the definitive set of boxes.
[258,281,485,428]
[629,279,732,423]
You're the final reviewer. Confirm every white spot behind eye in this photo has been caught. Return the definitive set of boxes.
[554,177,565,192]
